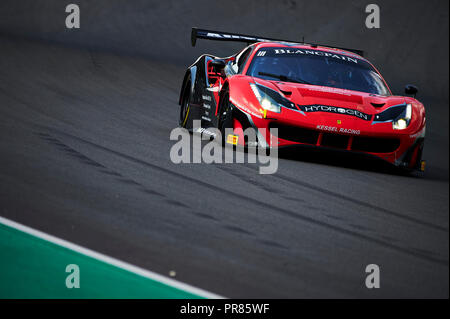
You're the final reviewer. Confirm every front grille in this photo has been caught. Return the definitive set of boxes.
[268,122,400,154]
[269,123,319,144]
[352,136,400,153]
[321,133,349,149]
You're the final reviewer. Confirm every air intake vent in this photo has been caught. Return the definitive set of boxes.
[269,123,319,144]
[371,102,385,108]
[352,136,400,153]
[321,133,350,149]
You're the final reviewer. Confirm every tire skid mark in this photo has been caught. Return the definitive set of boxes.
[223,225,254,237]
[89,50,102,69]
[218,162,445,258]
[410,248,439,258]
[258,239,289,250]
[349,224,373,232]
[164,199,189,208]
[303,205,325,212]
[325,214,347,222]
[99,170,123,177]
[217,165,325,212]
[117,178,141,186]
[140,188,164,197]
[188,212,277,247]
[216,165,284,195]
[191,212,219,222]
[380,235,398,243]
[36,132,188,209]
[46,128,448,266]
[281,195,306,204]
[243,164,448,233]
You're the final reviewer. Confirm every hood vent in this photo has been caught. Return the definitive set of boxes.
[298,88,363,104]
[272,83,292,96]
[279,89,292,96]
[371,102,386,108]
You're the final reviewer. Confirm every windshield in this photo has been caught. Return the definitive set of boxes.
[247,48,391,96]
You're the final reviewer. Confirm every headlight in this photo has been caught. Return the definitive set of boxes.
[393,104,412,130]
[250,83,296,113]
[373,103,412,130]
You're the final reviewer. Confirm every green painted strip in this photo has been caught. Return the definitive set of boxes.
[0,223,205,299]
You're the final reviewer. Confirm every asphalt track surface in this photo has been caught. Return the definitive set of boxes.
[0,1,448,298]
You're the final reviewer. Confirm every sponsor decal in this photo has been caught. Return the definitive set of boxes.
[339,128,360,135]
[206,86,220,92]
[226,134,239,145]
[260,109,267,119]
[205,32,271,44]
[409,127,426,139]
[316,125,338,132]
[195,127,217,138]
[229,98,265,119]
[420,160,426,172]
[316,125,360,135]
[302,86,353,96]
[298,104,372,121]
[273,49,359,64]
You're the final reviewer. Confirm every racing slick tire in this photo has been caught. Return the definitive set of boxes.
[217,88,234,148]
[179,74,191,128]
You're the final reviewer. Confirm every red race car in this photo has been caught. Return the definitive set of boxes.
[179,28,426,171]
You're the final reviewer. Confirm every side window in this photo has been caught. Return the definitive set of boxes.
[237,47,252,73]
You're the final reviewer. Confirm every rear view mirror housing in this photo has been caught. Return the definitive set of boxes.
[405,84,418,98]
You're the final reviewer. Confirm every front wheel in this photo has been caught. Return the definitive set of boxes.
[179,77,191,128]
[217,89,234,146]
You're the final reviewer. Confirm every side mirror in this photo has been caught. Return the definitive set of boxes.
[405,84,418,98]
[210,59,226,72]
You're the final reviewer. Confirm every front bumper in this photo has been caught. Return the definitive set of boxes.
[231,106,426,169]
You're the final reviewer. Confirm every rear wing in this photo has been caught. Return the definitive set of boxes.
[191,27,365,57]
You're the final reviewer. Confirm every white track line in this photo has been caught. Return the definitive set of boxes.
[0,216,224,299]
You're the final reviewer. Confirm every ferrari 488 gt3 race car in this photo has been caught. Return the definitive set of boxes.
[178,28,426,171]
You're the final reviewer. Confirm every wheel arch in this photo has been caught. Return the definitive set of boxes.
[179,66,197,105]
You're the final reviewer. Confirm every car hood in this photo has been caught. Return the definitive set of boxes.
[253,78,406,114]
